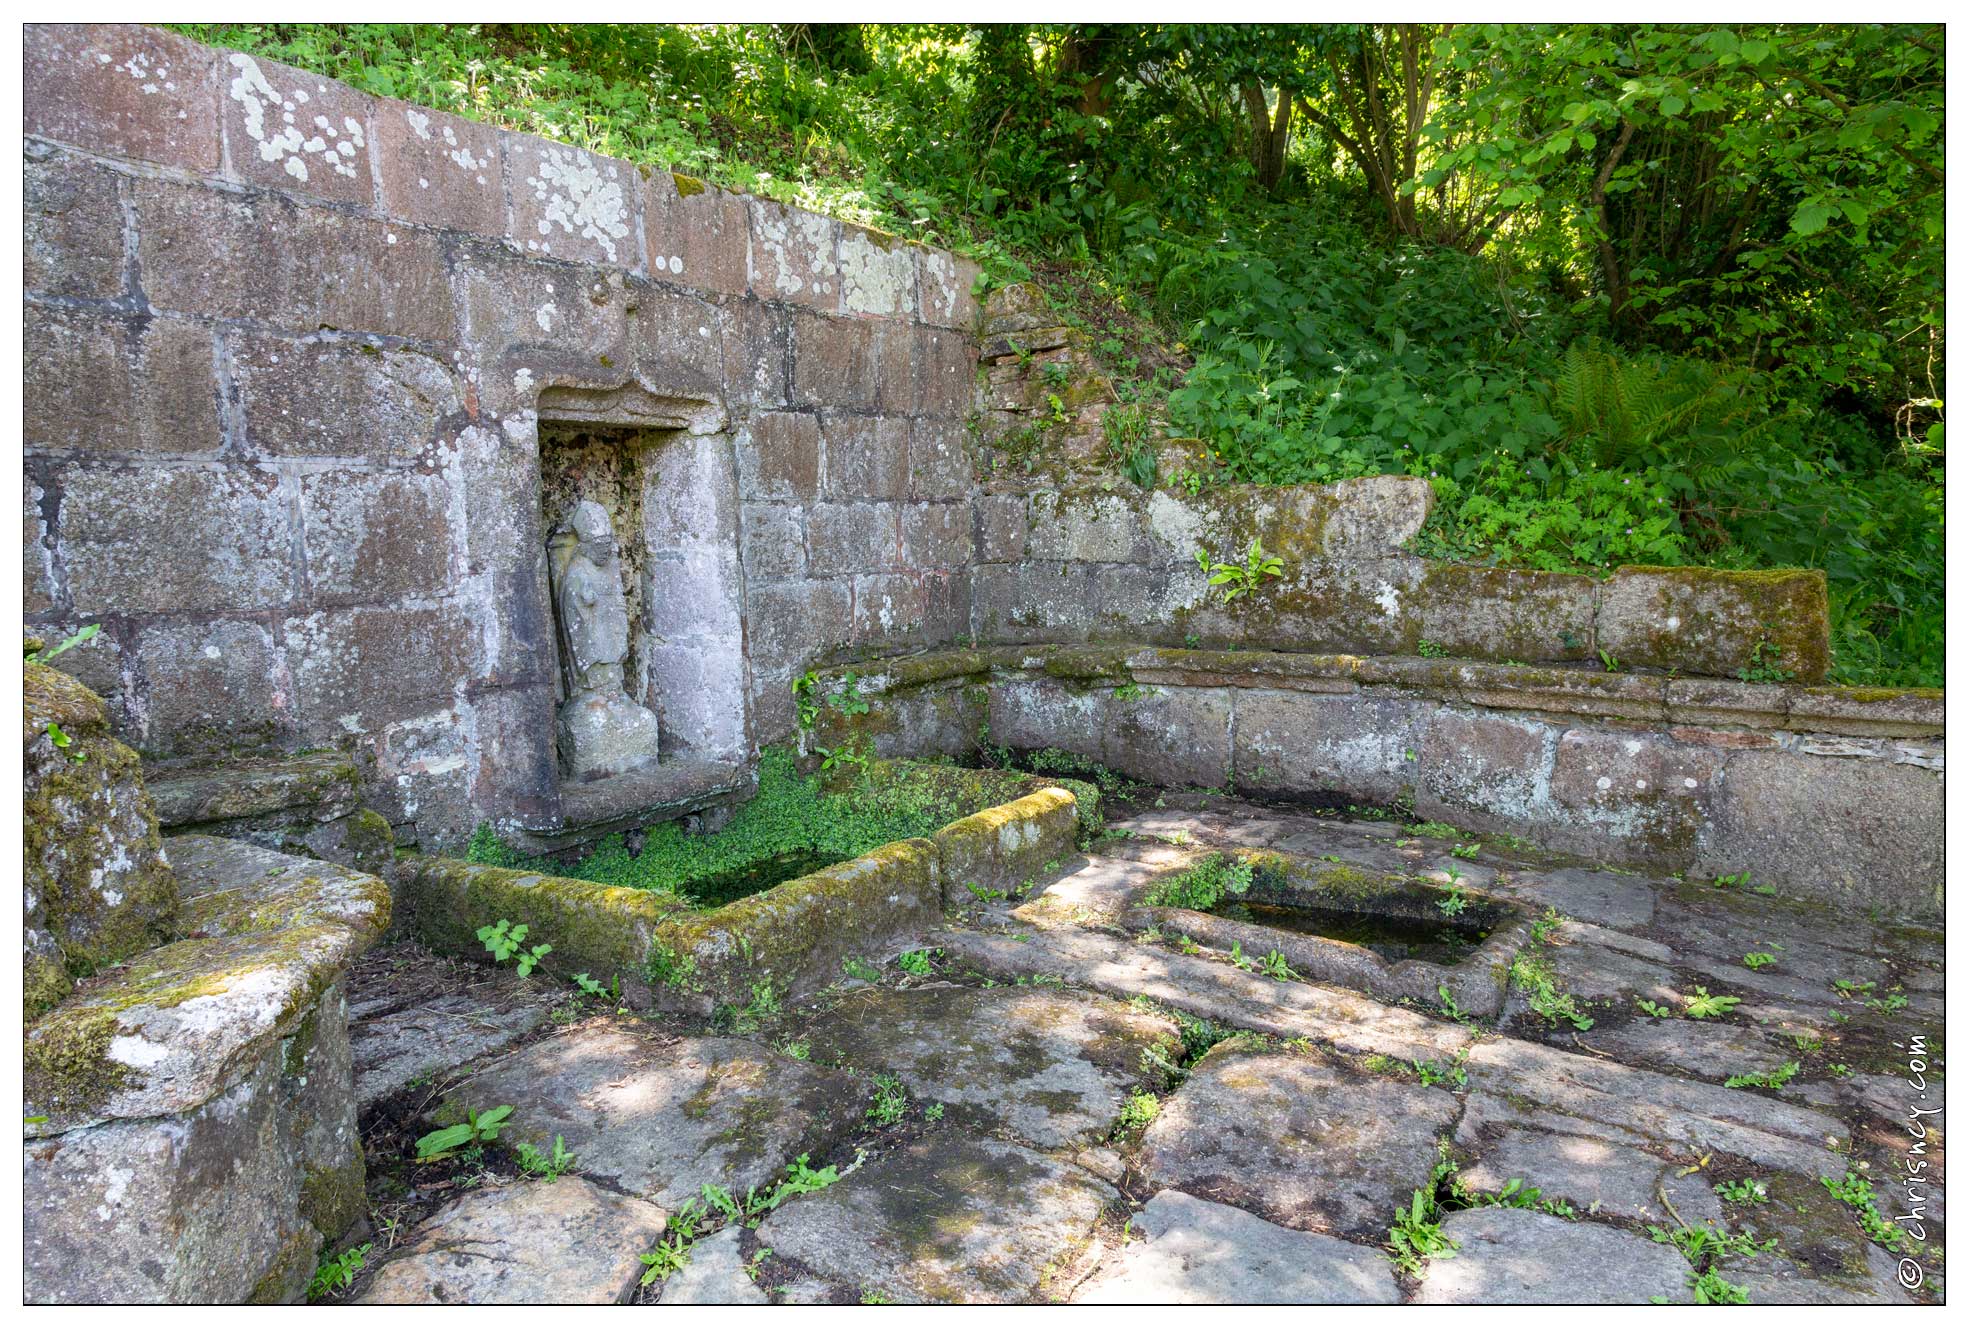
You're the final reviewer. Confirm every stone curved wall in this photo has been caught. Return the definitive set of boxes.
[805,646,1943,919]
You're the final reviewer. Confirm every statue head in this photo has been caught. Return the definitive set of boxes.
[554,500,617,561]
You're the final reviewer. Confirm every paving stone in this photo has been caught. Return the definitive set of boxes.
[1498,867,1657,929]
[1585,1018,1792,1080]
[797,984,1177,1149]
[1529,938,1681,1007]
[1454,1125,1723,1226]
[658,1227,766,1305]
[355,1178,666,1304]
[1072,1190,1398,1304]
[1719,1171,1917,1303]
[1722,1247,1914,1305]
[443,1024,868,1208]
[753,1135,1114,1303]
[350,989,557,1109]
[1466,1037,1848,1177]
[935,926,1473,1065]
[1414,1209,1691,1304]
[1137,1045,1460,1237]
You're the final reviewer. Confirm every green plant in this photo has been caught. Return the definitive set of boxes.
[1112,681,1146,701]
[1112,1090,1160,1137]
[1741,951,1778,971]
[792,671,821,730]
[1682,986,1742,1020]
[307,1243,372,1301]
[645,940,699,991]
[1414,1050,1469,1088]
[1145,853,1253,911]
[777,1038,811,1061]
[1509,952,1594,1030]
[1197,537,1286,603]
[842,956,883,983]
[924,1102,945,1122]
[42,721,86,764]
[415,1104,514,1161]
[827,671,871,717]
[1736,638,1796,683]
[1450,842,1480,860]
[1597,648,1622,673]
[867,1073,909,1126]
[1648,1222,1776,1265]
[571,971,616,1002]
[1436,882,1470,917]
[1255,949,1300,981]
[1822,1169,1912,1251]
[963,881,1007,904]
[1715,1178,1770,1205]
[478,919,552,977]
[897,948,934,977]
[1416,638,1449,658]
[1436,983,1470,1022]
[1388,1187,1459,1275]
[749,1153,841,1216]
[1636,998,1673,1018]
[1724,1061,1800,1090]
[516,1134,578,1180]
[26,623,99,664]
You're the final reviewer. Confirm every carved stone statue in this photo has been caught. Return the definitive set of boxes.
[547,500,662,781]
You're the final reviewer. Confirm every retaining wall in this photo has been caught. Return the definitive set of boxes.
[808,646,1944,919]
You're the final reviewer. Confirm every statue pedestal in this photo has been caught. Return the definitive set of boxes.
[556,691,662,783]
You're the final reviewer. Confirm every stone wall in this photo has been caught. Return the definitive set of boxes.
[808,646,1944,919]
[24,23,982,850]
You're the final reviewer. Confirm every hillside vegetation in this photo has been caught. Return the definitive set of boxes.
[177,23,1944,686]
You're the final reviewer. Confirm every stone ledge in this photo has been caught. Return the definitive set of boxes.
[147,750,363,829]
[820,644,1942,740]
[24,836,390,1137]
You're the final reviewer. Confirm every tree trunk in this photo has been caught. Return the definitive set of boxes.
[1241,81,1296,193]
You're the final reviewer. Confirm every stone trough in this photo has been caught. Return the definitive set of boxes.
[1124,849,1532,1018]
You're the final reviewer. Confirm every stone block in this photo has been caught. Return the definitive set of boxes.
[300,469,455,604]
[26,306,221,455]
[23,662,177,1020]
[25,23,221,172]
[645,171,750,294]
[1597,565,1831,683]
[1249,557,1427,655]
[807,501,902,576]
[132,618,284,755]
[1416,708,1558,831]
[218,51,374,206]
[740,503,805,581]
[901,501,974,570]
[1544,726,1723,861]
[971,562,1102,643]
[978,492,1028,562]
[822,413,909,499]
[914,325,978,417]
[59,463,294,613]
[981,281,1055,336]
[838,223,916,317]
[230,331,462,461]
[851,573,931,648]
[909,417,974,499]
[918,246,982,330]
[1695,748,1943,919]
[629,283,727,403]
[450,243,633,413]
[285,604,475,737]
[735,410,821,502]
[372,97,502,234]
[643,644,748,761]
[1106,686,1233,789]
[1233,691,1433,804]
[1028,490,1151,562]
[791,312,879,410]
[745,579,852,671]
[748,196,839,310]
[24,148,125,299]
[1418,564,1598,662]
[1786,686,1945,738]
[503,132,639,268]
[1316,474,1436,557]
[720,298,790,409]
[132,175,454,341]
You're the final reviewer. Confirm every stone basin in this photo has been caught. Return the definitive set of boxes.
[1124,848,1531,1018]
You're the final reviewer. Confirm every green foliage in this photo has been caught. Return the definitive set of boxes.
[27,623,99,664]
[1681,986,1741,1020]
[1146,852,1254,911]
[1724,1060,1800,1090]
[307,1243,372,1301]
[1388,1186,1459,1275]
[416,1104,513,1161]
[866,1073,909,1127]
[896,948,934,977]
[477,919,552,977]
[516,1134,578,1180]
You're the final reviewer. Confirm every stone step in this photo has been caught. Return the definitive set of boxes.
[355,1177,666,1304]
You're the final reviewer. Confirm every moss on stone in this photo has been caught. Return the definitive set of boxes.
[246,1225,319,1305]
[671,171,706,197]
[299,1150,368,1245]
[22,1005,129,1122]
